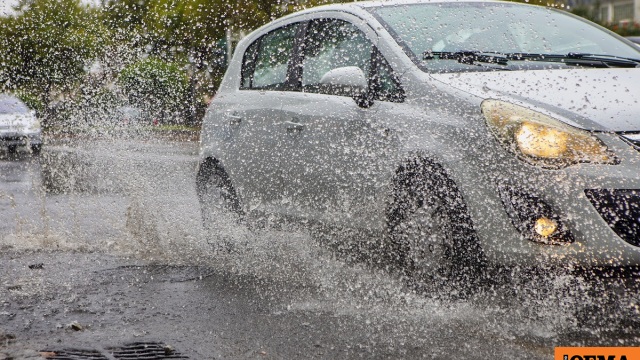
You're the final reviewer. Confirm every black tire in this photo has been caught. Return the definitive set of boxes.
[196,158,244,231]
[31,144,42,155]
[387,158,485,297]
[7,145,17,153]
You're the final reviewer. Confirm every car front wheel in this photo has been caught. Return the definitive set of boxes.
[399,198,457,284]
[388,160,485,297]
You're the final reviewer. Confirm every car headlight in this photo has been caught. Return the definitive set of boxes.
[27,120,41,131]
[481,100,617,169]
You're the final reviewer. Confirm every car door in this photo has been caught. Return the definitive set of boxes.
[220,23,302,213]
[278,17,406,230]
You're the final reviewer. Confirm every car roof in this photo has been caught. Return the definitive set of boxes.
[354,0,500,7]
[273,0,515,26]
[284,0,502,14]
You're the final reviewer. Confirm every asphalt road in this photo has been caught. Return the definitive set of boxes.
[1,137,639,359]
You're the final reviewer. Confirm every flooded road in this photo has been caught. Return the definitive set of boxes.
[1,138,638,359]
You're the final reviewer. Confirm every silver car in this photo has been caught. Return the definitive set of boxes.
[627,36,640,49]
[0,94,42,154]
[197,0,640,289]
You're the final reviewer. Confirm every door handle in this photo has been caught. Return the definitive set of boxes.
[379,127,391,137]
[285,121,304,134]
[228,114,242,126]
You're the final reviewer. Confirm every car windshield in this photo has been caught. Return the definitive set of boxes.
[369,2,640,72]
[0,95,30,114]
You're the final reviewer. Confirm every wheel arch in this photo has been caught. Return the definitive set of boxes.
[196,156,223,190]
[196,156,243,214]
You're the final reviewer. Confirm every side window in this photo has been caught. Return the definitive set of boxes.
[301,19,372,95]
[241,24,297,90]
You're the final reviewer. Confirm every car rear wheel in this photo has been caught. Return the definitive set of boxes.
[31,144,41,155]
[388,160,485,297]
[7,145,17,153]
[196,159,244,232]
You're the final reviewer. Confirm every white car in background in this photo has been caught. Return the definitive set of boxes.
[0,94,42,154]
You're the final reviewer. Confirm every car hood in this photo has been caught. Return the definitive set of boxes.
[430,68,640,132]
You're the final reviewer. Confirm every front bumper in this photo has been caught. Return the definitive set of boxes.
[0,132,42,147]
[461,132,640,268]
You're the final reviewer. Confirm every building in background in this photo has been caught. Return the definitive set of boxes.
[598,0,639,23]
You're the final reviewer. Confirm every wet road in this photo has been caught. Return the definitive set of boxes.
[1,138,639,359]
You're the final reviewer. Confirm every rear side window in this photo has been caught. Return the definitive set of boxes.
[241,24,297,90]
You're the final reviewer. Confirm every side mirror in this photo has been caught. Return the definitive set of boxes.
[319,66,373,108]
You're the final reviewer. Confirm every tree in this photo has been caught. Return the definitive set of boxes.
[102,0,343,67]
[0,0,105,107]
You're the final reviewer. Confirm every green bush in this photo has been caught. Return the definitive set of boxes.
[15,91,44,115]
[118,58,189,123]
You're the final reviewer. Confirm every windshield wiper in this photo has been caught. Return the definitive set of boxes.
[423,51,509,66]
[424,51,640,68]
[507,52,640,68]
[423,50,640,68]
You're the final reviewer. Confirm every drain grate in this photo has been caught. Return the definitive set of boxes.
[40,348,106,360]
[41,342,189,359]
[107,342,189,359]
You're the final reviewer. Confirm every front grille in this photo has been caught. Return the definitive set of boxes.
[620,133,640,150]
[42,342,189,360]
[585,189,640,247]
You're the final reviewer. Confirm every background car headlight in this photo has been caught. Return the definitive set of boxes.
[482,100,617,168]
[28,120,41,131]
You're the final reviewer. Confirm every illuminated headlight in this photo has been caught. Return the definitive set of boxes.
[26,120,40,133]
[481,100,617,168]
[27,120,41,132]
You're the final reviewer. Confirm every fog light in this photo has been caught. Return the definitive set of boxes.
[534,217,557,237]
[497,183,574,245]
